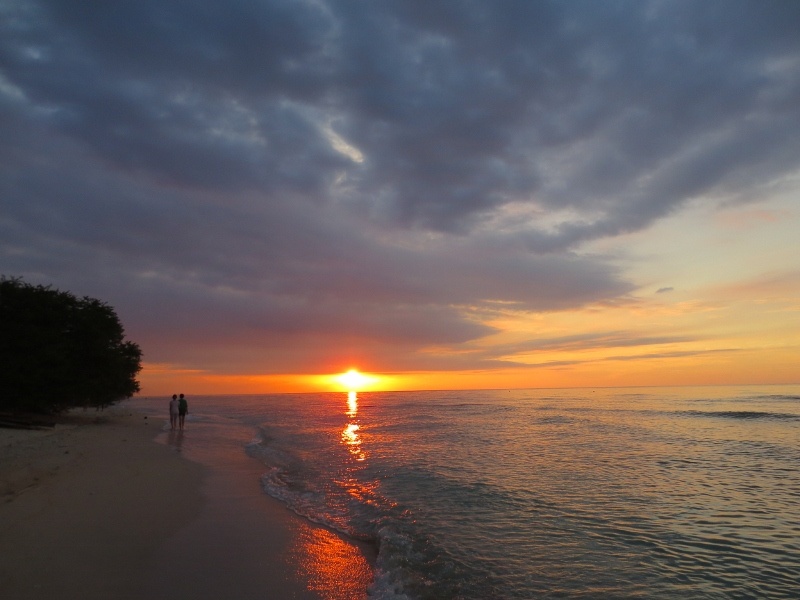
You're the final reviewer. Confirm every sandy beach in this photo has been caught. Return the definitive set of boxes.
[0,402,373,600]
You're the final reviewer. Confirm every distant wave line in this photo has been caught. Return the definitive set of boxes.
[678,410,800,421]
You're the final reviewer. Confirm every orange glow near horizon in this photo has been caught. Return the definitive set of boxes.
[337,369,368,390]
[137,337,800,398]
[331,369,382,392]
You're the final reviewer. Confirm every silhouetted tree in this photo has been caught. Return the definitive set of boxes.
[0,277,142,413]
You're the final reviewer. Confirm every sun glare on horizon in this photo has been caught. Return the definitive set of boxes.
[336,369,374,391]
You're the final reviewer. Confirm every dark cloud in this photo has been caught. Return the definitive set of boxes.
[2,0,798,374]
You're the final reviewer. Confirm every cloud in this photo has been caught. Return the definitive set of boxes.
[439,330,701,367]
[2,1,799,374]
[518,347,741,370]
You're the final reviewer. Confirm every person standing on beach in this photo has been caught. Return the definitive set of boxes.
[178,393,188,430]
[169,394,179,430]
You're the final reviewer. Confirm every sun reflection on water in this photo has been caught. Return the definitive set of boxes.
[342,391,366,461]
[346,390,358,417]
[286,392,374,599]
[290,521,372,600]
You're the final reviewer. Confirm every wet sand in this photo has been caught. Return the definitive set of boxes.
[0,402,372,599]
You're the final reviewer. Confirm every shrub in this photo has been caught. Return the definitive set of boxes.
[0,277,142,413]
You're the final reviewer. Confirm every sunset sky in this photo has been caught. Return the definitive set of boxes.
[2,1,799,394]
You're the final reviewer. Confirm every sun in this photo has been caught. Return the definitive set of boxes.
[336,369,370,391]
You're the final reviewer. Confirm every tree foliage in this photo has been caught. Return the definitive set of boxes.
[0,277,142,413]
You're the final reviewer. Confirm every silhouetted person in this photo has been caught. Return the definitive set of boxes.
[178,393,188,430]
[169,394,179,430]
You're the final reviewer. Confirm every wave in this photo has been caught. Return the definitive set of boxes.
[678,410,800,421]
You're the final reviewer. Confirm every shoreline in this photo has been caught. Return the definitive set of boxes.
[0,401,373,599]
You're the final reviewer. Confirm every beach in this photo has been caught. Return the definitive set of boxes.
[0,402,373,600]
[4,388,797,599]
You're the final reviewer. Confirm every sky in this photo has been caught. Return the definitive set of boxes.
[1,0,799,394]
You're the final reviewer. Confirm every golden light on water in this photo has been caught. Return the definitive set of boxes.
[290,522,372,600]
[285,391,373,599]
[346,390,358,417]
[342,391,365,461]
[342,422,365,461]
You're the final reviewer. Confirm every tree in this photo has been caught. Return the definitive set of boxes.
[0,277,142,413]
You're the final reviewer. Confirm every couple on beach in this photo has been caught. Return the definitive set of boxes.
[169,394,188,430]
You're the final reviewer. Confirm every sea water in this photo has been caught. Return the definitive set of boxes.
[145,386,800,599]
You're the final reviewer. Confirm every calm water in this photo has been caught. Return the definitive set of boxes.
[143,386,800,599]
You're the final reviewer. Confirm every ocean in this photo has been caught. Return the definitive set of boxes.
[139,386,800,599]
